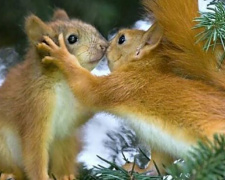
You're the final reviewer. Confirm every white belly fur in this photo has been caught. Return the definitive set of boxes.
[51,79,80,138]
[125,115,193,158]
[0,129,23,168]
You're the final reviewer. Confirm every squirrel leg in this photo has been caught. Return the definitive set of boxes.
[148,149,174,174]
[21,121,51,180]
[49,135,81,179]
[19,89,56,180]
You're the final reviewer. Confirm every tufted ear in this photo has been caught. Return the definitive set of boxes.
[135,22,163,58]
[52,9,70,21]
[25,15,53,44]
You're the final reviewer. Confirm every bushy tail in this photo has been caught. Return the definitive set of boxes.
[143,0,225,89]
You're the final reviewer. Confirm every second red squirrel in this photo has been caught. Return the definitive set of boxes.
[38,0,225,173]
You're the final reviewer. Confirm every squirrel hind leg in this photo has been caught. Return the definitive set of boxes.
[148,150,174,175]
[49,135,81,179]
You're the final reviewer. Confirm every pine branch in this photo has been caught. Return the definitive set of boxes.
[89,155,162,180]
[194,1,225,65]
[85,134,225,180]
[166,134,225,180]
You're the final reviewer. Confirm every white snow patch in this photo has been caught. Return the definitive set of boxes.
[198,0,214,12]
[0,78,5,87]
[91,58,110,76]
[164,175,173,180]
[0,64,6,86]
[78,112,122,168]
[133,20,152,31]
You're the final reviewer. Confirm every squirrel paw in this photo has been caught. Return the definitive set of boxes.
[61,175,75,180]
[0,173,15,180]
[51,174,75,180]
[42,56,58,65]
[37,35,60,53]
[37,34,78,67]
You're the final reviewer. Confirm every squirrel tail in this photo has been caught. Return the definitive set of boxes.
[143,0,225,90]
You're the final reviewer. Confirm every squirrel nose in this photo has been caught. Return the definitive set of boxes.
[98,43,108,52]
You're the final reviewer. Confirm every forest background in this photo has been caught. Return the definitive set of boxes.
[0,0,142,55]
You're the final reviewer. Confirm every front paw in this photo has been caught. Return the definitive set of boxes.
[0,173,15,180]
[51,174,75,180]
[41,56,60,65]
[37,34,79,67]
[61,175,75,180]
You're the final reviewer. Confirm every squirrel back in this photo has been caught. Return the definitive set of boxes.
[143,0,225,90]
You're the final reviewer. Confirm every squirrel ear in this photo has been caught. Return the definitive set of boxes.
[52,9,70,21]
[25,15,53,44]
[135,22,163,58]
[144,23,163,48]
[143,22,163,49]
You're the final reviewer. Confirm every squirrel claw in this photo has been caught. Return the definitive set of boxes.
[37,43,52,52]
[43,36,58,49]
[42,56,56,64]
[50,174,75,180]
[62,174,75,180]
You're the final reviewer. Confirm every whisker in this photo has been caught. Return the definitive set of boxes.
[77,50,88,56]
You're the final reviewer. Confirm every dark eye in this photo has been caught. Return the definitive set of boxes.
[118,35,125,45]
[68,34,78,44]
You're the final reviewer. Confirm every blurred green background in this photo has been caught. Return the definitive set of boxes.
[0,0,143,55]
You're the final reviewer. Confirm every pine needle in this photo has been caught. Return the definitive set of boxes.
[194,1,225,65]
[166,134,225,180]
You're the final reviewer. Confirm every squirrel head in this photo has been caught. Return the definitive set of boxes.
[25,9,108,71]
[106,22,163,71]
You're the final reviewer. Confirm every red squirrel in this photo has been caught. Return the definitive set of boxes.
[38,0,225,173]
[0,9,107,180]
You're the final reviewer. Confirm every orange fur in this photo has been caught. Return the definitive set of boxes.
[0,9,107,180]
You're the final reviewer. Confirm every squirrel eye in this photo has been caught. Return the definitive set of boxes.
[68,34,78,44]
[118,35,125,45]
